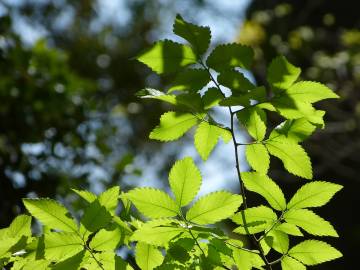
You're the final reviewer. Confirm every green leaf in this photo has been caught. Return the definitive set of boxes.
[72,189,97,203]
[98,186,120,215]
[194,122,231,161]
[232,205,277,234]
[136,40,197,74]
[287,181,343,209]
[267,56,301,89]
[206,43,254,71]
[218,70,255,93]
[241,172,286,211]
[44,232,83,261]
[131,225,184,246]
[169,157,202,207]
[168,69,209,93]
[21,260,50,270]
[0,237,19,257]
[265,230,289,254]
[194,122,220,161]
[89,227,122,251]
[173,14,211,55]
[245,143,270,173]
[281,256,306,270]
[232,249,264,270]
[265,138,312,179]
[186,191,242,225]
[149,112,199,141]
[209,238,233,257]
[135,242,164,270]
[286,81,339,103]
[219,86,267,107]
[269,118,316,143]
[23,198,78,232]
[167,244,191,263]
[52,250,85,270]
[137,88,203,112]
[237,107,267,141]
[271,96,318,121]
[288,240,342,265]
[81,251,129,270]
[275,223,303,236]
[7,215,32,238]
[81,199,112,232]
[125,188,179,218]
[284,209,338,237]
[202,87,224,109]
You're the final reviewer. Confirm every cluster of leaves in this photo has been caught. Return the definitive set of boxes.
[0,15,343,269]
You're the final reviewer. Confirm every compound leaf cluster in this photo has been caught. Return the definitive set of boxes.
[0,14,343,270]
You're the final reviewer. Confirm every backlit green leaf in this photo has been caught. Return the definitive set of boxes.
[232,205,277,234]
[270,118,316,143]
[284,209,338,237]
[206,43,254,71]
[125,188,179,218]
[7,215,32,238]
[245,143,270,173]
[219,86,267,107]
[81,199,112,232]
[287,181,343,209]
[52,251,85,270]
[202,87,223,109]
[288,240,342,265]
[241,172,286,211]
[44,232,83,261]
[265,230,289,254]
[237,107,267,141]
[169,157,202,207]
[173,14,211,55]
[275,223,303,236]
[136,243,164,270]
[71,189,97,203]
[136,40,197,74]
[232,249,264,270]
[168,69,209,92]
[149,112,199,141]
[186,191,242,225]
[286,81,339,103]
[281,256,306,270]
[89,227,122,251]
[218,70,255,93]
[23,198,78,232]
[131,225,185,247]
[265,138,312,179]
[194,122,231,160]
[98,186,120,215]
[267,56,301,89]
[21,260,50,270]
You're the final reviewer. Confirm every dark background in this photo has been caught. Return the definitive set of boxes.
[0,0,359,268]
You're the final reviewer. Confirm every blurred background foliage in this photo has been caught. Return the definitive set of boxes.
[0,0,358,268]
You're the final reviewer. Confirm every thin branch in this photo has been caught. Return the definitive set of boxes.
[258,210,286,242]
[179,213,232,270]
[199,60,272,270]
[84,245,105,270]
[269,255,286,265]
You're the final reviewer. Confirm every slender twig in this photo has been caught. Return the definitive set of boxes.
[200,60,272,270]
[258,210,286,242]
[84,244,106,270]
[224,240,260,254]
[178,213,232,270]
[269,255,286,265]
[78,229,105,270]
